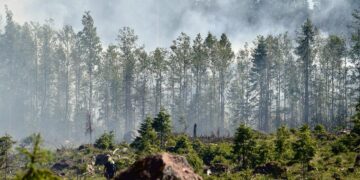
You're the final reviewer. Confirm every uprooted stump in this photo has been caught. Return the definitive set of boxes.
[209,163,229,175]
[354,154,360,167]
[95,154,109,166]
[52,159,74,171]
[254,162,286,178]
[115,152,203,180]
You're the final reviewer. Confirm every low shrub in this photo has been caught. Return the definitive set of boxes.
[331,141,348,155]
[94,131,115,150]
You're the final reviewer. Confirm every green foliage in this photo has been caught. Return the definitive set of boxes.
[186,152,203,173]
[192,139,205,154]
[314,124,328,141]
[233,124,256,168]
[314,124,326,134]
[211,155,230,166]
[334,102,360,152]
[131,116,158,153]
[5,121,360,179]
[335,157,342,166]
[115,157,135,171]
[20,134,38,148]
[200,143,232,166]
[331,140,348,155]
[152,107,172,149]
[292,125,316,173]
[351,100,360,136]
[0,134,15,178]
[255,141,273,166]
[174,135,192,154]
[0,134,15,159]
[0,134,15,152]
[275,125,290,160]
[94,131,115,150]
[199,145,214,165]
[15,133,60,180]
[290,128,297,134]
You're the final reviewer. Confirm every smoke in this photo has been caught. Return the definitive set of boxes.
[0,0,357,145]
[0,0,355,51]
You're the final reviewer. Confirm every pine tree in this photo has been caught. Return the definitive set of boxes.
[56,25,76,139]
[229,43,252,130]
[170,33,192,131]
[267,35,282,129]
[204,33,218,134]
[79,11,102,142]
[350,8,360,96]
[217,33,234,133]
[38,20,57,136]
[134,48,150,124]
[0,7,20,134]
[282,34,300,128]
[72,32,86,140]
[191,34,207,129]
[151,48,167,115]
[117,27,138,132]
[296,19,316,125]
[100,45,121,132]
[322,35,346,127]
[251,36,271,132]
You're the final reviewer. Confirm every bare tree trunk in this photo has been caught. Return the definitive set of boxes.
[304,53,310,125]
[220,71,225,133]
[141,75,147,121]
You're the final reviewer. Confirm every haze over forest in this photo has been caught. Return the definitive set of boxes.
[0,0,359,146]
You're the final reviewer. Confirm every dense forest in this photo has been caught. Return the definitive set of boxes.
[0,0,359,145]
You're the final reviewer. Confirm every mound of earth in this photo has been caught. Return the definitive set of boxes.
[115,152,202,180]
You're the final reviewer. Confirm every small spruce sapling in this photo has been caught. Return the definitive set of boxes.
[152,107,172,149]
[15,133,60,180]
[232,124,256,169]
[94,131,115,150]
[275,125,290,160]
[292,125,315,178]
[131,116,158,152]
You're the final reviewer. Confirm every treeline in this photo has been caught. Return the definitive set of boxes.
[0,6,359,142]
[1,102,360,179]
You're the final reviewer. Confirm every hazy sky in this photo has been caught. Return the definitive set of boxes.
[0,0,350,51]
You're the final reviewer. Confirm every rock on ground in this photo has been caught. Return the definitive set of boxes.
[115,153,203,180]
